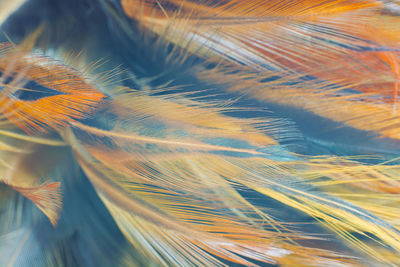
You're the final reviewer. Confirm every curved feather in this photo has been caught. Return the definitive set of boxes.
[1,181,62,226]
[0,42,105,133]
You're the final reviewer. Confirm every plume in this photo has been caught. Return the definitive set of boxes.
[0,0,399,266]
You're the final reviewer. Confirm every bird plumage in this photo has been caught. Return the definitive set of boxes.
[0,0,400,266]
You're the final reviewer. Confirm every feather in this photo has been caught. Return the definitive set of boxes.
[0,0,27,27]
[1,181,62,226]
[0,42,105,133]
[198,64,400,140]
[120,0,398,72]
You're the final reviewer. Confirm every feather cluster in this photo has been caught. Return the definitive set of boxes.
[0,0,400,266]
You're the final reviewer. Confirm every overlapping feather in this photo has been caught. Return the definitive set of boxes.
[121,0,400,138]
[0,0,400,266]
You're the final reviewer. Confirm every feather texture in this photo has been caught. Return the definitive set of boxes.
[0,0,400,266]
